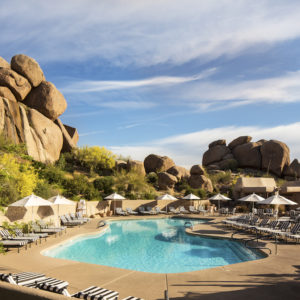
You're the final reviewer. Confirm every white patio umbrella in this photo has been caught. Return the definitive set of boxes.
[182,193,201,208]
[258,193,297,206]
[104,193,126,215]
[156,194,177,212]
[48,195,74,222]
[239,193,265,210]
[209,193,232,210]
[9,194,53,228]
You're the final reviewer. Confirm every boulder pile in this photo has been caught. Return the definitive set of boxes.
[202,136,298,178]
[0,54,78,163]
[144,154,213,192]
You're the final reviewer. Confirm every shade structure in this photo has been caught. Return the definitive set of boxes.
[48,195,75,222]
[104,193,126,215]
[156,194,177,212]
[209,193,231,210]
[182,193,200,200]
[9,194,52,228]
[238,193,265,209]
[258,193,297,206]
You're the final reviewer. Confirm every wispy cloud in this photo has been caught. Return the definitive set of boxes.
[79,130,105,137]
[2,1,300,66]
[62,69,217,93]
[109,122,300,168]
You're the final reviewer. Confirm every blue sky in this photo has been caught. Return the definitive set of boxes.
[1,0,300,167]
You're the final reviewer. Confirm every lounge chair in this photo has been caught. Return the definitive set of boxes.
[169,206,180,214]
[60,215,82,227]
[0,229,39,245]
[116,207,128,216]
[284,222,300,242]
[126,208,138,215]
[138,207,151,215]
[14,229,48,243]
[0,239,28,253]
[32,222,66,236]
[179,206,190,214]
[65,214,84,225]
[146,206,157,214]
[189,206,199,214]
[155,207,167,214]
[198,206,208,215]
[71,285,119,299]
[76,211,91,222]
[0,272,45,285]
[70,213,89,223]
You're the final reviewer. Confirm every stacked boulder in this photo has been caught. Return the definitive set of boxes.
[202,136,293,178]
[144,154,212,191]
[0,54,78,163]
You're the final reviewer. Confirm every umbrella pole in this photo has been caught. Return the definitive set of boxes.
[32,206,34,233]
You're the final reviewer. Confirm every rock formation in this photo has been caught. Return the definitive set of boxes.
[203,136,293,178]
[144,154,175,173]
[0,54,78,163]
[127,160,146,175]
[158,172,178,190]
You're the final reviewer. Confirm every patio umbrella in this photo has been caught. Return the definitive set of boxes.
[209,193,231,210]
[182,193,201,208]
[156,194,177,212]
[238,193,265,210]
[258,193,297,206]
[48,195,75,222]
[9,194,53,228]
[104,193,126,215]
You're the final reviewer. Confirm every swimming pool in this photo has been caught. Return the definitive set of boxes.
[43,218,264,273]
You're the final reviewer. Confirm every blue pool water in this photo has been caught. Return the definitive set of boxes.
[43,218,264,273]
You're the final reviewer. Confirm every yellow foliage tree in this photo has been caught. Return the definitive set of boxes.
[0,153,38,198]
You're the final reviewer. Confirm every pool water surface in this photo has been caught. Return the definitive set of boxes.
[43,218,264,273]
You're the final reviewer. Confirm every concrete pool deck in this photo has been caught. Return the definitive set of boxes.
[0,215,300,299]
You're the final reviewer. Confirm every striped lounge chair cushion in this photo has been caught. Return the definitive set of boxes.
[72,285,119,300]
[0,272,45,285]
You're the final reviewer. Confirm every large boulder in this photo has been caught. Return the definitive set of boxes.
[283,159,300,178]
[232,142,262,169]
[188,175,213,192]
[218,158,238,170]
[127,160,146,175]
[144,154,175,173]
[115,160,127,172]
[24,81,67,120]
[202,145,230,166]
[167,165,189,180]
[55,119,77,152]
[260,140,290,177]
[0,68,31,101]
[11,54,45,87]
[209,139,226,149]
[228,136,252,150]
[190,164,205,175]
[20,106,63,163]
[0,87,17,102]
[158,172,177,190]
[0,57,10,68]
[64,124,79,146]
[0,97,25,144]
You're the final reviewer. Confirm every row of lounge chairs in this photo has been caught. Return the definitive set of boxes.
[116,205,209,216]
[223,215,300,242]
[0,271,143,300]
[252,208,278,218]
[60,212,90,227]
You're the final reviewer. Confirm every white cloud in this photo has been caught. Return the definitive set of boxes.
[109,122,300,168]
[1,1,300,66]
[62,69,216,93]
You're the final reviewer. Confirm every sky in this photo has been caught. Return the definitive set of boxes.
[1,0,300,168]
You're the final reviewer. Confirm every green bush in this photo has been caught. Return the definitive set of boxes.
[146,172,158,185]
[34,181,59,199]
[209,171,232,185]
[93,177,114,195]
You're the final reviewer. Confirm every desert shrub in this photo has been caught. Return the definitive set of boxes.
[143,192,157,200]
[72,146,116,173]
[0,134,27,155]
[114,170,156,199]
[93,177,114,195]
[34,180,60,199]
[209,171,232,185]
[38,164,65,185]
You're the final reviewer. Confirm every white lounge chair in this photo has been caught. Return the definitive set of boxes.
[116,207,128,216]
[126,208,138,215]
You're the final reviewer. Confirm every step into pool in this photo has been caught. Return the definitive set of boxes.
[43,218,265,273]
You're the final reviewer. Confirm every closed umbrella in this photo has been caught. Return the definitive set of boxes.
[104,193,126,215]
[239,193,265,210]
[9,194,53,229]
[156,194,177,212]
[209,193,231,211]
